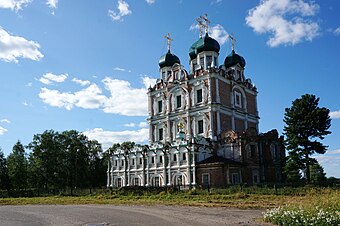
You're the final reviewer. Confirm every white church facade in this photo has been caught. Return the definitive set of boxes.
[107,16,285,189]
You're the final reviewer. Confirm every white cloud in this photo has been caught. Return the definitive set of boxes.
[114,67,131,72]
[189,23,229,45]
[46,0,58,9]
[139,121,148,128]
[246,0,320,47]
[39,72,68,85]
[39,84,106,110]
[102,77,148,116]
[39,76,155,116]
[72,78,90,86]
[22,101,32,106]
[330,110,340,119]
[83,128,149,150]
[0,27,43,63]
[145,0,155,4]
[26,82,32,87]
[0,126,7,136]
[141,76,156,88]
[326,149,340,155]
[108,0,132,21]
[334,27,340,36]
[124,123,136,127]
[0,119,11,124]
[0,0,31,11]
[209,24,229,45]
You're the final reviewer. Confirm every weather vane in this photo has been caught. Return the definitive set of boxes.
[164,33,173,51]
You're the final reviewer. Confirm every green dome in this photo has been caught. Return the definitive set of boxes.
[224,50,246,68]
[189,33,220,60]
[159,50,180,68]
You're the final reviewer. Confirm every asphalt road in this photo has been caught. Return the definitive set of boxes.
[0,205,271,226]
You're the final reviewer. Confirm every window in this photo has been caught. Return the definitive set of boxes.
[182,153,186,161]
[206,55,212,68]
[234,91,242,108]
[176,95,182,108]
[193,62,197,71]
[139,158,142,165]
[132,159,135,165]
[202,174,210,186]
[121,160,124,166]
[173,154,177,162]
[200,57,204,67]
[158,128,163,141]
[158,100,162,113]
[167,70,171,77]
[117,178,122,187]
[154,177,160,187]
[159,155,163,163]
[250,145,256,158]
[198,120,204,134]
[232,173,240,184]
[162,71,165,80]
[114,160,117,166]
[134,178,139,186]
[151,156,155,164]
[196,89,203,103]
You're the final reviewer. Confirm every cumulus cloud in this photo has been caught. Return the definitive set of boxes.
[0,119,11,124]
[145,0,155,4]
[190,23,229,45]
[0,0,31,11]
[124,123,136,127]
[102,77,148,116]
[83,128,149,150]
[0,27,43,63]
[209,24,229,45]
[330,110,340,119]
[108,0,132,21]
[39,72,68,85]
[0,126,7,136]
[334,27,340,36]
[46,0,58,8]
[141,76,156,88]
[246,0,320,47]
[39,84,106,110]
[72,78,90,86]
[114,67,131,72]
[39,76,156,116]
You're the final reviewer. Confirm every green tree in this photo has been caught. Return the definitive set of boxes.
[0,148,9,190]
[283,94,331,183]
[310,161,326,185]
[7,141,28,189]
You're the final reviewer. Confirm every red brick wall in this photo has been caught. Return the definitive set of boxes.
[220,113,232,133]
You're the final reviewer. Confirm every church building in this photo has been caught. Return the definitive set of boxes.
[107,15,285,189]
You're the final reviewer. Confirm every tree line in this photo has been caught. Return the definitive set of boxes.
[0,130,108,195]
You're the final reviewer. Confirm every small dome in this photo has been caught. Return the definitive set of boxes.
[224,50,246,68]
[159,50,180,68]
[189,33,220,60]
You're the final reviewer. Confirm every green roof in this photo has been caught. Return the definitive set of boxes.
[159,50,180,68]
[189,33,220,60]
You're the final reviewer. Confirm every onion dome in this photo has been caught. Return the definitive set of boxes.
[189,33,220,60]
[224,50,246,68]
[159,50,180,68]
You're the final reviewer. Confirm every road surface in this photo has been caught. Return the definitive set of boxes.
[0,205,272,226]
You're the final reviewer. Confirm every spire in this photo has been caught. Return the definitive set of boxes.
[164,33,173,51]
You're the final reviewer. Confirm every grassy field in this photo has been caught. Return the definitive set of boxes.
[0,187,338,209]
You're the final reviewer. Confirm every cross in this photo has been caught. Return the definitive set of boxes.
[200,13,210,33]
[164,33,173,51]
[196,17,204,38]
[229,33,236,51]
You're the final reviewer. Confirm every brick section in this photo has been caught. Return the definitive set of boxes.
[219,80,231,106]
[235,118,245,133]
[220,113,232,132]
[211,78,216,103]
[246,93,256,115]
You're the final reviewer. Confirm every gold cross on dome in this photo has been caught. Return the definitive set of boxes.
[200,13,210,33]
[229,33,236,51]
[196,17,204,38]
[164,33,173,51]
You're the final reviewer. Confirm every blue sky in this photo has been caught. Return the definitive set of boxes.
[0,0,339,177]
